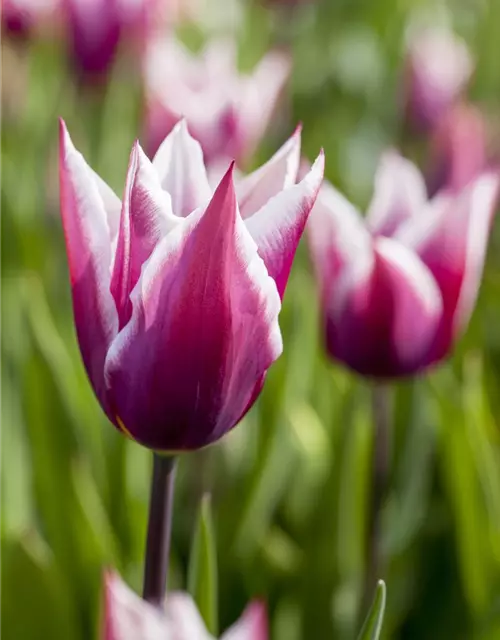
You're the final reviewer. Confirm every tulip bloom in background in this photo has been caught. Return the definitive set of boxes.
[2,0,56,37]
[143,37,291,166]
[404,25,473,133]
[426,103,488,197]
[308,151,499,378]
[104,572,267,640]
[59,118,323,451]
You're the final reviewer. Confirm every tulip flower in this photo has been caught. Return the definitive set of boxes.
[2,0,56,37]
[427,103,488,197]
[104,571,267,640]
[404,26,473,132]
[307,151,499,378]
[143,37,291,166]
[59,118,323,450]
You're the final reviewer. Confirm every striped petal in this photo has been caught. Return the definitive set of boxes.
[307,178,372,303]
[104,165,282,451]
[152,119,212,218]
[111,142,178,329]
[366,150,427,237]
[59,119,118,414]
[237,125,301,219]
[222,602,268,640]
[245,151,324,299]
[396,171,500,361]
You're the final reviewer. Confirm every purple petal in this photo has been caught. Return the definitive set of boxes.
[326,237,443,377]
[396,171,500,362]
[307,179,371,303]
[366,150,427,237]
[103,571,169,640]
[152,119,212,218]
[245,150,324,299]
[237,125,301,219]
[104,165,282,451]
[222,602,268,640]
[59,119,118,415]
[111,142,178,328]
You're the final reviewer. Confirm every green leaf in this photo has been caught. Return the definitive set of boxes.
[357,580,386,640]
[187,494,218,635]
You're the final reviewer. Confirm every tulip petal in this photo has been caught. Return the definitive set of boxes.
[327,237,443,377]
[396,172,500,360]
[237,126,301,219]
[366,150,427,237]
[104,166,282,451]
[152,119,212,218]
[307,179,371,302]
[104,572,168,640]
[59,119,118,414]
[222,602,268,640]
[111,142,178,328]
[164,593,214,639]
[245,151,324,299]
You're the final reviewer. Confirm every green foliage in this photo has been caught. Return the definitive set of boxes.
[188,495,219,635]
[3,0,500,638]
[357,581,386,640]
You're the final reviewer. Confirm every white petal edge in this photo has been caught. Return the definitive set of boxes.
[236,125,301,219]
[152,119,212,218]
[366,150,428,236]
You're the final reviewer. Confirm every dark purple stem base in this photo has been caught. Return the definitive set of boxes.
[142,453,177,608]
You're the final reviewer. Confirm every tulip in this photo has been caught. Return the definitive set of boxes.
[59,118,323,450]
[143,37,291,166]
[426,103,488,197]
[62,0,185,81]
[104,571,267,640]
[307,151,499,378]
[2,0,56,38]
[404,26,473,132]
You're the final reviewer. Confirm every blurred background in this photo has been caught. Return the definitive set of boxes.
[3,0,500,638]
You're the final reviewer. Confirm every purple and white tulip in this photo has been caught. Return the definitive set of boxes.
[143,37,291,166]
[308,151,499,377]
[104,571,267,640]
[59,118,323,450]
[404,26,473,132]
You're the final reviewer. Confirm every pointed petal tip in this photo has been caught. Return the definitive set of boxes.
[292,122,303,137]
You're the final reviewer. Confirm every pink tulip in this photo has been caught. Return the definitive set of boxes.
[307,151,499,377]
[104,571,267,640]
[427,103,488,197]
[59,118,323,450]
[144,37,291,166]
[404,26,473,132]
[63,0,172,81]
[2,0,56,37]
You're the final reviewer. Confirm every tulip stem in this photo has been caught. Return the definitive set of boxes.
[362,383,392,618]
[143,454,177,608]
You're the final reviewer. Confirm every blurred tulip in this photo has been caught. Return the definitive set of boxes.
[62,0,152,80]
[59,118,323,450]
[2,0,56,37]
[427,103,488,197]
[308,151,499,377]
[104,571,267,640]
[144,37,291,166]
[404,26,473,132]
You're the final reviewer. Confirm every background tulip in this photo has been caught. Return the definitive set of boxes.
[59,118,323,450]
[426,103,488,197]
[404,26,473,133]
[104,571,267,640]
[143,37,291,166]
[2,0,56,37]
[308,151,499,378]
